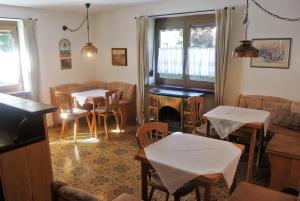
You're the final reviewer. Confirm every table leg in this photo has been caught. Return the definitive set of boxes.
[256,129,264,167]
[246,128,257,182]
[206,120,211,137]
[204,185,211,201]
[141,162,148,201]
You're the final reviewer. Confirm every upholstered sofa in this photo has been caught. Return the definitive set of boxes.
[237,94,300,136]
[237,95,300,192]
[50,81,136,126]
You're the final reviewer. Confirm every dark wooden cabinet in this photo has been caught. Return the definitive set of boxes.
[147,88,203,132]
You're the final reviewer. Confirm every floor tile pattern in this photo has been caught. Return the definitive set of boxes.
[49,126,270,201]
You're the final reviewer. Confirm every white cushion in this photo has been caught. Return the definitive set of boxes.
[60,108,88,118]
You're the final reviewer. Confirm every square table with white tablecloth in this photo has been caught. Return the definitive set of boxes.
[144,132,242,194]
[71,89,109,106]
[204,105,270,182]
[71,89,109,138]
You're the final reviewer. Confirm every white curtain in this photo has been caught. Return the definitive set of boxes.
[158,48,183,75]
[136,16,155,124]
[215,8,232,105]
[188,47,215,78]
[21,19,40,101]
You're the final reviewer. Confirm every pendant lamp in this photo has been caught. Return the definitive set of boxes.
[63,3,98,57]
[233,0,259,58]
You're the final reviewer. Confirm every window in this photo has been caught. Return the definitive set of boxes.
[0,20,22,92]
[155,14,216,89]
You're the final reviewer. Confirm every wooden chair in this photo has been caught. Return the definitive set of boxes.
[95,90,123,139]
[55,91,92,143]
[187,96,206,136]
[136,122,201,201]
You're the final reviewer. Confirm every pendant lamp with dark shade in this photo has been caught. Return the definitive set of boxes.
[233,0,259,58]
[62,3,98,57]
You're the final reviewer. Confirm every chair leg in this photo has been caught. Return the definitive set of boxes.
[173,195,180,201]
[114,112,120,131]
[76,119,79,132]
[148,187,155,201]
[65,122,69,135]
[195,187,201,201]
[256,131,264,167]
[229,175,237,194]
[103,116,108,140]
[98,115,101,131]
[204,186,211,201]
[119,110,123,133]
[86,115,92,135]
[60,119,66,138]
[73,119,78,143]
[165,192,169,201]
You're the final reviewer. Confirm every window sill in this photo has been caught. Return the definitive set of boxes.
[8,91,31,99]
[145,84,215,94]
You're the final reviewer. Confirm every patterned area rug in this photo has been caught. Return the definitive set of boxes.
[49,125,270,201]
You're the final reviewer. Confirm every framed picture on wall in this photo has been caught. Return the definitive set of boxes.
[250,38,292,69]
[59,39,72,70]
[112,48,127,66]
[60,58,72,70]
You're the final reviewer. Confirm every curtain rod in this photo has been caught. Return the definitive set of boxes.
[0,16,38,21]
[134,7,235,19]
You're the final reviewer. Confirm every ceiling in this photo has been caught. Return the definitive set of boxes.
[0,0,171,13]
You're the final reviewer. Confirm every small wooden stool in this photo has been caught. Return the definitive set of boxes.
[229,182,296,201]
[112,194,142,201]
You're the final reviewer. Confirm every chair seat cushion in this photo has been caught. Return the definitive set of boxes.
[95,107,118,115]
[95,107,106,114]
[95,107,115,114]
[60,108,88,118]
[273,109,300,132]
[268,124,300,136]
[195,124,206,135]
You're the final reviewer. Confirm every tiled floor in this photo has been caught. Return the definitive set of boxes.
[49,124,270,201]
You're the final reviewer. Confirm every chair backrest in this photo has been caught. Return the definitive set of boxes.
[105,90,122,112]
[136,122,168,148]
[187,96,205,128]
[55,91,73,113]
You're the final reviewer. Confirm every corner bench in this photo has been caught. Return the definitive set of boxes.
[50,81,136,127]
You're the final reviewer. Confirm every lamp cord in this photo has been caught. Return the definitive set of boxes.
[243,0,249,40]
[64,15,87,32]
[87,5,90,43]
[252,0,300,22]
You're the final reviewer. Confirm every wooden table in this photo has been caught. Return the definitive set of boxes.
[206,120,264,182]
[135,144,244,201]
[204,106,270,182]
[72,89,108,138]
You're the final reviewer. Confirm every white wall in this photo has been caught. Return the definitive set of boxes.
[94,0,300,105]
[0,5,97,105]
[239,0,300,101]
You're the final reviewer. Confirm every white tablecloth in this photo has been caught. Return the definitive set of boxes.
[72,89,109,106]
[144,132,242,193]
[204,106,270,139]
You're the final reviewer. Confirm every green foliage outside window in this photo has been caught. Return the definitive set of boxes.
[0,32,13,52]
[190,27,215,48]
